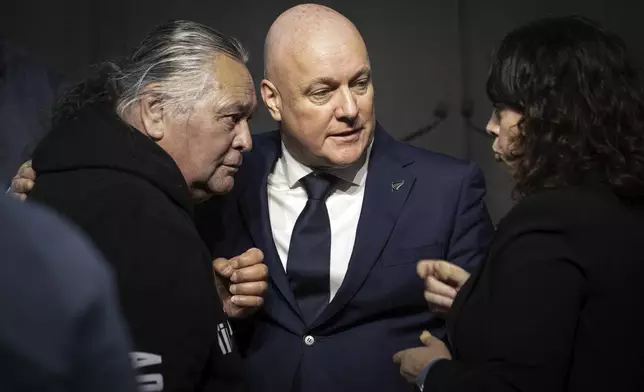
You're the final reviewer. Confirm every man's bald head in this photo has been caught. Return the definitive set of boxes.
[260,4,375,169]
[264,4,367,83]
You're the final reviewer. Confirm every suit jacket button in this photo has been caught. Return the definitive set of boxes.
[303,335,315,346]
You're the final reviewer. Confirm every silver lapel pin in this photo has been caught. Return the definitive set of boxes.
[391,180,405,191]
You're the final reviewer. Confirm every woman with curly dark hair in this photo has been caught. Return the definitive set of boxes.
[487,16,644,200]
[396,16,644,392]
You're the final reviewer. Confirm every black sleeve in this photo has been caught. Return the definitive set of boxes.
[195,191,251,259]
[90,207,225,392]
[425,227,585,392]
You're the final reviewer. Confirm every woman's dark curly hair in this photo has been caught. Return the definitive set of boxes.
[487,16,644,201]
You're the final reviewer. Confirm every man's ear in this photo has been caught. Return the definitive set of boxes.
[139,91,165,141]
[260,79,282,122]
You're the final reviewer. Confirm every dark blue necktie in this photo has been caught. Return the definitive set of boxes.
[287,172,337,325]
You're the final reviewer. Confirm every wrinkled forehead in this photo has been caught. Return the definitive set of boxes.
[210,54,256,109]
[212,54,253,89]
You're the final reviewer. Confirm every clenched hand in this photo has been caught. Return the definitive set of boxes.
[417,259,470,314]
[9,160,36,200]
[213,248,268,319]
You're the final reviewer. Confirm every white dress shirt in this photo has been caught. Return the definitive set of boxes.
[267,142,371,301]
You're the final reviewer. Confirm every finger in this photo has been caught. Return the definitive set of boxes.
[11,178,34,194]
[233,247,265,268]
[416,260,436,279]
[212,258,234,278]
[17,162,36,180]
[424,291,455,309]
[231,263,268,283]
[420,330,433,346]
[213,275,231,301]
[392,351,403,364]
[401,370,416,383]
[435,262,470,288]
[229,281,268,296]
[397,359,418,383]
[7,189,26,201]
[230,295,264,308]
[425,276,458,298]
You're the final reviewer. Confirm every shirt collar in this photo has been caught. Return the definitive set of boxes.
[279,138,373,189]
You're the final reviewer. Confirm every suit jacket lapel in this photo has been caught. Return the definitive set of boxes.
[312,126,416,328]
[237,132,303,320]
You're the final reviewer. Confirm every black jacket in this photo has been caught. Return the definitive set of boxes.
[424,187,644,391]
[29,99,246,392]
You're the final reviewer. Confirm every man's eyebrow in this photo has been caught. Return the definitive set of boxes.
[351,66,371,80]
[301,66,372,94]
[219,102,254,115]
[302,77,338,94]
[308,76,337,86]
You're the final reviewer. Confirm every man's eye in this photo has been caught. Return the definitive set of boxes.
[311,90,330,98]
[225,114,243,124]
[353,79,368,89]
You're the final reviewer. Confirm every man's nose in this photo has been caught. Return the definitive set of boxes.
[233,120,252,152]
[335,87,359,121]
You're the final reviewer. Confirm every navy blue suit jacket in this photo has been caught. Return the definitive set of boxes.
[196,124,493,392]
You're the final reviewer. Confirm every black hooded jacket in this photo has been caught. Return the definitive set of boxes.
[29,95,246,392]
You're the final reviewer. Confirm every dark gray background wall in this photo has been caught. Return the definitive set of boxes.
[2,0,642,223]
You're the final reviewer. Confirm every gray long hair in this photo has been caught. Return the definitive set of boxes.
[114,20,248,117]
[54,20,248,124]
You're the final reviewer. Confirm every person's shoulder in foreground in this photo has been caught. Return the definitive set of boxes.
[0,196,136,392]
